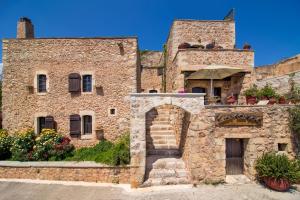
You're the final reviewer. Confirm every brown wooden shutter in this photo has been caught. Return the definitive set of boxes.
[45,116,55,130]
[69,73,81,92]
[70,114,81,137]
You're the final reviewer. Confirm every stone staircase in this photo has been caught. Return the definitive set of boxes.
[146,107,178,151]
[143,106,189,186]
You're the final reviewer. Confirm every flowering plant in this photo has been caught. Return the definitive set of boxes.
[10,129,35,161]
[0,129,13,160]
[32,129,74,161]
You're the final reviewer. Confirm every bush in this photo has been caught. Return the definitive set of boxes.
[10,129,35,161]
[243,85,259,97]
[258,84,278,99]
[32,129,74,161]
[0,129,13,160]
[111,133,130,165]
[67,140,114,162]
[66,133,130,166]
[255,152,300,183]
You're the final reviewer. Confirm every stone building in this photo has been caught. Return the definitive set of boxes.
[2,17,140,147]
[1,12,299,187]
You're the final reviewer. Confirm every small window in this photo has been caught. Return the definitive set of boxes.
[83,115,92,135]
[278,143,287,151]
[192,87,206,93]
[149,89,158,93]
[37,74,47,93]
[37,117,46,134]
[82,75,92,92]
[110,108,116,115]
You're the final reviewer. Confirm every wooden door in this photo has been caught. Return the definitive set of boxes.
[226,139,244,175]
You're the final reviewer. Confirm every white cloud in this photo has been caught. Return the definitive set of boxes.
[0,63,2,73]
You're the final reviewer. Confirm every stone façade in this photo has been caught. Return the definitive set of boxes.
[2,37,139,146]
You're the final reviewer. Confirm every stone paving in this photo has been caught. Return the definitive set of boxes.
[0,179,299,200]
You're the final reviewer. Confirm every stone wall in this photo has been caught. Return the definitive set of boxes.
[140,51,163,93]
[254,54,300,80]
[174,49,254,70]
[168,20,235,60]
[255,71,300,95]
[0,161,131,183]
[182,105,297,183]
[2,38,139,145]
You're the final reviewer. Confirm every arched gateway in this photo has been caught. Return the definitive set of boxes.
[129,93,205,187]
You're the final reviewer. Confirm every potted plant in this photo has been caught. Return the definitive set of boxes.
[226,95,236,105]
[278,96,286,104]
[255,152,300,192]
[243,85,258,105]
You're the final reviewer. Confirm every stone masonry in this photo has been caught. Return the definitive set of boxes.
[2,37,139,146]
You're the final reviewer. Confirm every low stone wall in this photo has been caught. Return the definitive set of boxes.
[0,161,131,183]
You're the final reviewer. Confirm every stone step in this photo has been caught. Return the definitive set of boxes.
[148,125,173,131]
[153,144,178,149]
[149,135,176,140]
[150,130,175,135]
[148,121,170,125]
[147,149,181,156]
[143,156,189,187]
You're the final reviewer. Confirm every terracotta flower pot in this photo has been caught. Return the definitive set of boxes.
[246,96,257,105]
[279,97,286,104]
[268,97,277,105]
[263,177,291,192]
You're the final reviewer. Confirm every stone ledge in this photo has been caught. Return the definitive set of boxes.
[205,104,295,109]
[0,161,131,169]
[130,93,206,97]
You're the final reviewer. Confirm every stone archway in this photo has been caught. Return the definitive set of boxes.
[129,93,205,187]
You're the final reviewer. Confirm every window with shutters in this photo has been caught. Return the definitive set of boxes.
[69,73,81,92]
[70,114,81,136]
[83,115,92,135]
[82,75,92,92]
[37,117,46,134]
[37,74,47,93]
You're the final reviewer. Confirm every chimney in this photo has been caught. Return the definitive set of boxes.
[17,17,34,39]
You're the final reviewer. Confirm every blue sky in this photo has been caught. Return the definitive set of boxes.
[0,0,299,66]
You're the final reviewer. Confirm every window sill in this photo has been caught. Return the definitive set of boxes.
[80,135,94,140]
[36,92,48,96]
[82,92,93,95]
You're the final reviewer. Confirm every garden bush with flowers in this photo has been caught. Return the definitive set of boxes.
[1,128,74,161]
[32,129,74,161]
[0,129,13,160]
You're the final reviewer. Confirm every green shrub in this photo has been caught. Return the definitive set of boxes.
[257,84,279,99]
[255,152,300,183]
[32,129,74,161]
[0,129,13,160]
[66,133,130,166]
[67,140,113,162]
[10,129,36,161]
[111,133,130,165]
[243,84,259,97]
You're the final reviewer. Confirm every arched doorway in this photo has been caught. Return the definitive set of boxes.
[129,93,205,188]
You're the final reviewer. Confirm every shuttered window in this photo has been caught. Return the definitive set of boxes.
[83,115,92,135]
[37,117,46,134]
[45,116,55,130]
[70,114,81,136]
[82,75,92,92]
[37,74,47,93]
[69,73,81,92]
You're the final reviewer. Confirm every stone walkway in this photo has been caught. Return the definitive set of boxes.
[0,179,299,200]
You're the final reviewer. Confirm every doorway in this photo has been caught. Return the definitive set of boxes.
[226,138,244,175]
